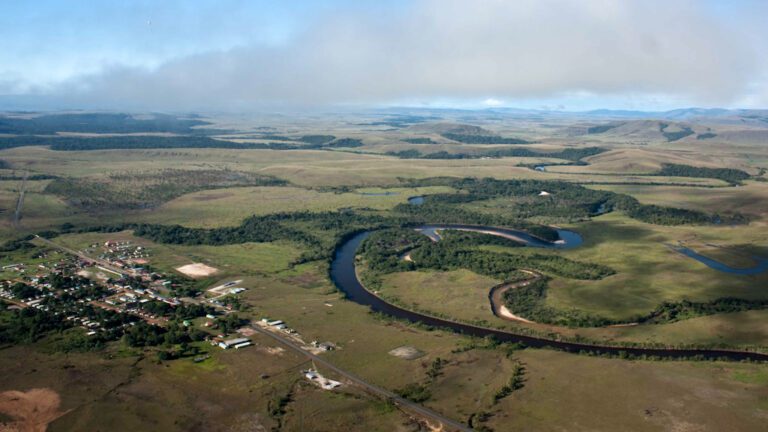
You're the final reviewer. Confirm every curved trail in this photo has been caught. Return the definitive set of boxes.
[330,225,768,362]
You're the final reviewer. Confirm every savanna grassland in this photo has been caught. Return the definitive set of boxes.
[2,110,768,431]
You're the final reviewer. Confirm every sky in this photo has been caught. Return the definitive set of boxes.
[1,0,767,111]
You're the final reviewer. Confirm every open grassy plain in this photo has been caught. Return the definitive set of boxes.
[3,111,768,431]
[136,185,453,228]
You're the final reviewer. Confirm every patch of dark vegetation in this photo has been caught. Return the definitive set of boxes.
[298,134,336,145]
[503,279,768,327]
[401,177,734,226]
[696,132,717,140]
[655,163,751,185]
[586,122,623,134]
[0,235,36,254]
[324,137,364,148]
[401,137,436,144]
[468,411,495,431]
[387,146,607,161]
[0,174,58,181]
[359,115,441,128]
[0,113,213,135]
[659,122,694,142]
[361,228,615,281]
[0,135,282,151]
[44,169,286,210]
[257,134,295,141]
[395,382,432,403]
[131,210,397,263]
[441,132,530,144]
[640,298,768,324]
[492,361,525,403]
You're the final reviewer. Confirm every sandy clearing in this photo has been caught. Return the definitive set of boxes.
[497,304,535,324]
[175,263,219,277]
[388,346,425,360]
[0,388,66,432]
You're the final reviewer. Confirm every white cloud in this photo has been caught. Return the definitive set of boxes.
[22,0,768,109]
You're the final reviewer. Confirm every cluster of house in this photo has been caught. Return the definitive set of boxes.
[92,240,151,268]
[0,252,185,333]
[64,314,139,336]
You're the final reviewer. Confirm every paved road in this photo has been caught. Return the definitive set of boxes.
[250,324,473,432]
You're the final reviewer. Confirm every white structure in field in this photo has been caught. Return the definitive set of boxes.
[218,337,250,349]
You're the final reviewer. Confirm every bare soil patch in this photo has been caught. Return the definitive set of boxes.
[388,346,425,360]
[0,388,65,432]
[175,263,219,277]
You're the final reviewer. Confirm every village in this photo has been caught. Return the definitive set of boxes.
[0,237,346,391]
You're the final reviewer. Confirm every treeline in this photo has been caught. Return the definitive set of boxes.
[586,123,622,134]
[655,163,751,185]
[398,177,613,225]
[640,297,768,324]
[133,210,398,263]
[299,135,335,145]
[387,146,607,162]
[0,134,364,151]
[323,138,364,148]
[503,284,768,328]
[441,133,530,144]
[0,113,212,135]
[401,137,436,144]
[0,135,272,151]
[410,177,735,227]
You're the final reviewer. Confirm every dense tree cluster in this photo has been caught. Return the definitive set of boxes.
[441,133,530,144]
[659,122,694,141]
[361,228,614,280]
[586,123,622,134]
[0,113,212,135]
[655,163,751,185]
[299,135,336,145]
[387,146,607,161]
[323,138,364,148]
[401,137,436,144]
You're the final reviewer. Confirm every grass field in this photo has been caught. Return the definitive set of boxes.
[52,230,302,281]
[378,269,501,325]
[590,182,768,225]
[544,212,768,320]
[134,185,453,228]
[4,117,768,431]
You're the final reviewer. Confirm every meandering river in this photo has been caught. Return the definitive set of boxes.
[329,225,768,361]
[670,245,768,275]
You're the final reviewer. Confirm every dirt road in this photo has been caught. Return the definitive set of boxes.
[249,324,472,432]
